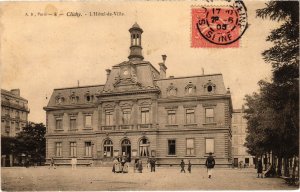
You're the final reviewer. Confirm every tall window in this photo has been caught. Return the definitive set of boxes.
[139,138,150,157]
[168,110,176,124]
[105,111,113,126]
[70,142,77,157]
[85,142,92,156]
[56,118,62,130]
[186,109,195,124]
[103,140,113,157]
[15,122,20,130]
[186,138,195,155]
[85,115,92,128]
[122,109,131,124]
[205,138,214,154]
[70,117,77,130]
[141,108,150,124]
[55,142,62,157]
[205,108,214,123]
[168,139,176,155]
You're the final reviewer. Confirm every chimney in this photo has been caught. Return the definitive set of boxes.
[106,69,111,80]
[159,55,167,79]
[202,68,204,75]
[11,89,20,96]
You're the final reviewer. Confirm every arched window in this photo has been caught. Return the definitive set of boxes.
[139,138,150,157]
[121,139,131,161]
[103,139,113,157]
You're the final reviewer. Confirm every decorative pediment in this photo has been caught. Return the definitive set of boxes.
[138,99,152,106]
[102,102,116,109]
[203,80,216,93]
[119,101,133,109]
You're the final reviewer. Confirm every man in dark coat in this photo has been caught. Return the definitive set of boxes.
[205,152,215,178]
[180,160,186,173]
[150,157,156,172]
[257,158,263,178]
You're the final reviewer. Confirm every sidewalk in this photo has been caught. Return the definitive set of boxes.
[2,166,298,191]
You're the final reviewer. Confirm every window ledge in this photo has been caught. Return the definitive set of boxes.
[54,129,64,131]
[165,124,178,127]
[185,155,196,157]
[83,156,93,158]
[184,124,197,127]
[83,127,93,130]
[166,155,177,157]
[203,122,217,125]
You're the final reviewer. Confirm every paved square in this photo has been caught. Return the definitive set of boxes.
[1,166,298,190]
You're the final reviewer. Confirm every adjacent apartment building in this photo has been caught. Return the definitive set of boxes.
[231,108,255,167]
[44,23,233,166]
[1,89,30,137]
[1,89,30,167]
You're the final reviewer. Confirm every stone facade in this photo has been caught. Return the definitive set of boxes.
[231,108,255,167]
[44,23,233,166]
[1,89,30,137]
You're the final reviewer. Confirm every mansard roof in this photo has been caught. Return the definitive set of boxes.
[46,84,104,108]
[155,73,228,98]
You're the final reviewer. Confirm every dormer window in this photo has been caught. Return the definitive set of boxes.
[55,95,65,105]
[207,85,213,92]
[185,82,196,95]
[85,91,93,103]
[203,80,216,94]
[70,92,79,104]
[167,83,177,97]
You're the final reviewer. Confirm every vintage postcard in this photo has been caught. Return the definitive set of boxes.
[1,0,299,191]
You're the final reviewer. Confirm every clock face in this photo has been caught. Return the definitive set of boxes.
[123,70,129,76]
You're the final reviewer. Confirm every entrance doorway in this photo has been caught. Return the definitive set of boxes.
[234,158,238,167]
[121,139,131,162]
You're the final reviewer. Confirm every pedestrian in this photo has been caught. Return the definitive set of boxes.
[137,159,143,173]
[180,159,186,173]
[49,157,56,169]
[150,157,156,172]
[71,157,77,170]
[205,152,215,179]
[112,158,118,173]
[121,157,126,173]
[187,160,192,173]
[257,158,263,178]
[123,161,129,173]
[147,158,150,169]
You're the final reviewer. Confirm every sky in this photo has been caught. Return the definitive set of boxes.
[1,1,280,124]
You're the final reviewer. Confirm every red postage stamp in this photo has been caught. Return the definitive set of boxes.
[191,1,248,48]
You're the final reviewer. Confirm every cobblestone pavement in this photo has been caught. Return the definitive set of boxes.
[1,166,298,191]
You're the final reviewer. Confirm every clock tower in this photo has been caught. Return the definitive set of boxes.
[128,23,144,61]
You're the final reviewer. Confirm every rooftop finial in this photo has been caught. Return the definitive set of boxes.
[162,55,167,64]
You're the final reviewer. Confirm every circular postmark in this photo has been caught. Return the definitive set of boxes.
[196,0,248,45]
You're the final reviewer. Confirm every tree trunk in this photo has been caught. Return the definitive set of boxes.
[277,156,282,176]
[284,157,289,177]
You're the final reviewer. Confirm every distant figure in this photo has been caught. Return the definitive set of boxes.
[147,158,150,169]
[150,157,157,172]
[121,157,126,173]
[257,158,263,178]
[188,160,192,173]
[71,157,77,170]
[112,158,118,173]
[137,160,143,173]
[49,157,56,169]
[205,152,215,179]
[123,162,129,173]
[180,160,186,173]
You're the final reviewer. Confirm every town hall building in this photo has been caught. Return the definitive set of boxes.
[44,23,233,166]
